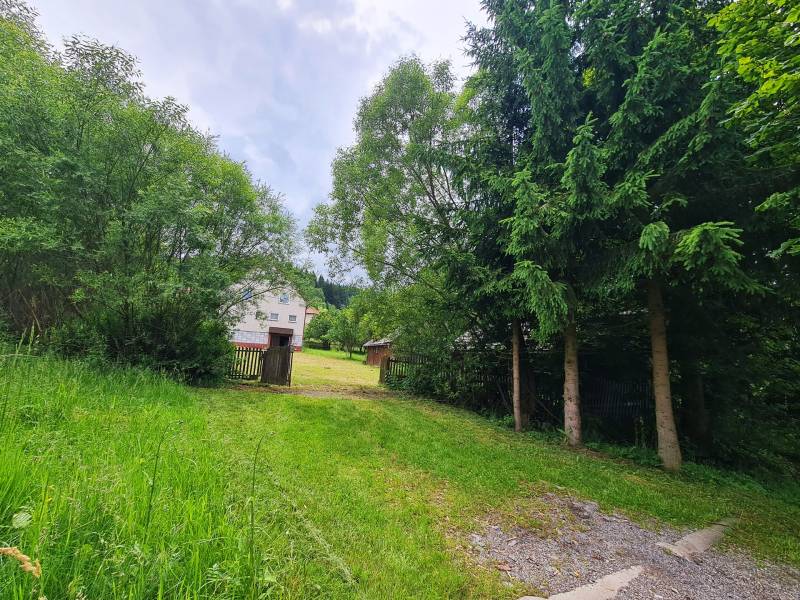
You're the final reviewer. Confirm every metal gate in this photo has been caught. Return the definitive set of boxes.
[260,345,293,386]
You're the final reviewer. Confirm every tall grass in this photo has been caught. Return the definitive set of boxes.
[0,351,345,599]
[1,349,797,599]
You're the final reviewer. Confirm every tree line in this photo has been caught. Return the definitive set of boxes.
[312,274,360,309]
[309,0,799,475]
[0,2,297,382]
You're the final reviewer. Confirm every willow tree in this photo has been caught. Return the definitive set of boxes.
[0,3,297,381]
[307,57,476,364]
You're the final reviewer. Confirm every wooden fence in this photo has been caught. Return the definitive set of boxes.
[380,353,653,438]
[229,347,264,380]
[379,354,426,383]
[261,346,293,386]
[228,346,293,385]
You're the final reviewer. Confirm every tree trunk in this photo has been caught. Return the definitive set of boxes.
[563,315,581,447]
[511,319,527,432]
[647,279,682,471]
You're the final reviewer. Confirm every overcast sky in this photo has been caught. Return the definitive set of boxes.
[32,0,488,270]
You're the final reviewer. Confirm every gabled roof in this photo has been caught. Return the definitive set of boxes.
[363,338,392,348]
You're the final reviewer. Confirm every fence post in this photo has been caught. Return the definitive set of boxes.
[379,355,390,384]
[259,349,269,384]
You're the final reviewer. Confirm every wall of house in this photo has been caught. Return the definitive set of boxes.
[230,289,307,350]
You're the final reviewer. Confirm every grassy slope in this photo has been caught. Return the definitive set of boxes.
[1,351,797,599]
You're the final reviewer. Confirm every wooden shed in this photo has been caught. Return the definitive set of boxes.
[363,338,392,366]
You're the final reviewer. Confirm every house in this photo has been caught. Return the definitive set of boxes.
[363,338,392,366]
[305,305,320,324]
[230,289,310,351]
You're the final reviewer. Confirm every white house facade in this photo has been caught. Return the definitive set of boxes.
[230,289,314,351]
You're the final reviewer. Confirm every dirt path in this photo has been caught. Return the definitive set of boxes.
[469,494,800,599]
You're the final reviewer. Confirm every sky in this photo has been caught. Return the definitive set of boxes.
[32,0,488,271]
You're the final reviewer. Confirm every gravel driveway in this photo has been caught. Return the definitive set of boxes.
[468,494,800,599]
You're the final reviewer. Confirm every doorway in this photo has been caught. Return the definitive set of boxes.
[268,326,294,349]
[270,333,291,347]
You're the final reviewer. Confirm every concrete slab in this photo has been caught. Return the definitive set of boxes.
[519,565,644,600]
[657,518,736,561]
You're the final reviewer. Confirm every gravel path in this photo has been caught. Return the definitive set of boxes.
[468,494,800,599]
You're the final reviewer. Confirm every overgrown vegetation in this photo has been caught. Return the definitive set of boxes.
[0,2,297,382]
[309,0,800,478]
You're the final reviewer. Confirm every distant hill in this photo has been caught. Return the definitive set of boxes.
[314,275,359,308]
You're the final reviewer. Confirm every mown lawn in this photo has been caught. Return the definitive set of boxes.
[291,348,378,389]
[1,351,798,599]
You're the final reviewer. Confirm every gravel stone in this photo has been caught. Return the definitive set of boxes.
[468,493,800,599]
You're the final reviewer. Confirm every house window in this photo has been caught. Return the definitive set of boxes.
[288,314,297,323]
[279,293,289,304]
[242,289,253,301]
[269,312,279,321]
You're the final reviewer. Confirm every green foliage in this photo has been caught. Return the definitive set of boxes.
[636,221,671,276]
[711,0,799,163]
[757,189,800,257]
[307,56,468,294]
[313,0,800,478]
[304,308,334,343]
[326,308,364,357]
[711,0,800,260]
[510,262,567,339]
[0,3,296,382]
[673,222,754,292]
[312,274,358,308]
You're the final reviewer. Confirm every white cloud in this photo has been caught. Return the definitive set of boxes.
[31,0,488,244]
[298,16,334,34]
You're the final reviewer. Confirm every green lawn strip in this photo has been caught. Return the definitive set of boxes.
[208,388,799,568]
[301,348,368,363]
[3,356,797,600]
[291,349,379,389]
[366,397,800,565]
[203,389,520,598]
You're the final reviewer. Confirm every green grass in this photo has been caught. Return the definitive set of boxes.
[301,347,368,363]
[1,351,798,599]
[291,348,378,388]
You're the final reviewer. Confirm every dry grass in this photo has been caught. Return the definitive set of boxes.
[0,547,41,579]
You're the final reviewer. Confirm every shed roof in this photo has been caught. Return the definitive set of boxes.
[363,338,392,348]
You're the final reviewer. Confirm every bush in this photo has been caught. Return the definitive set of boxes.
[304,339,331,350]
[0,10,295,385]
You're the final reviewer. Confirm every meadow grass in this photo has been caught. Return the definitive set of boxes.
[0,354,355,599]
[291,348,378,389]
[300,347,367,364]
[1,351,798,599]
